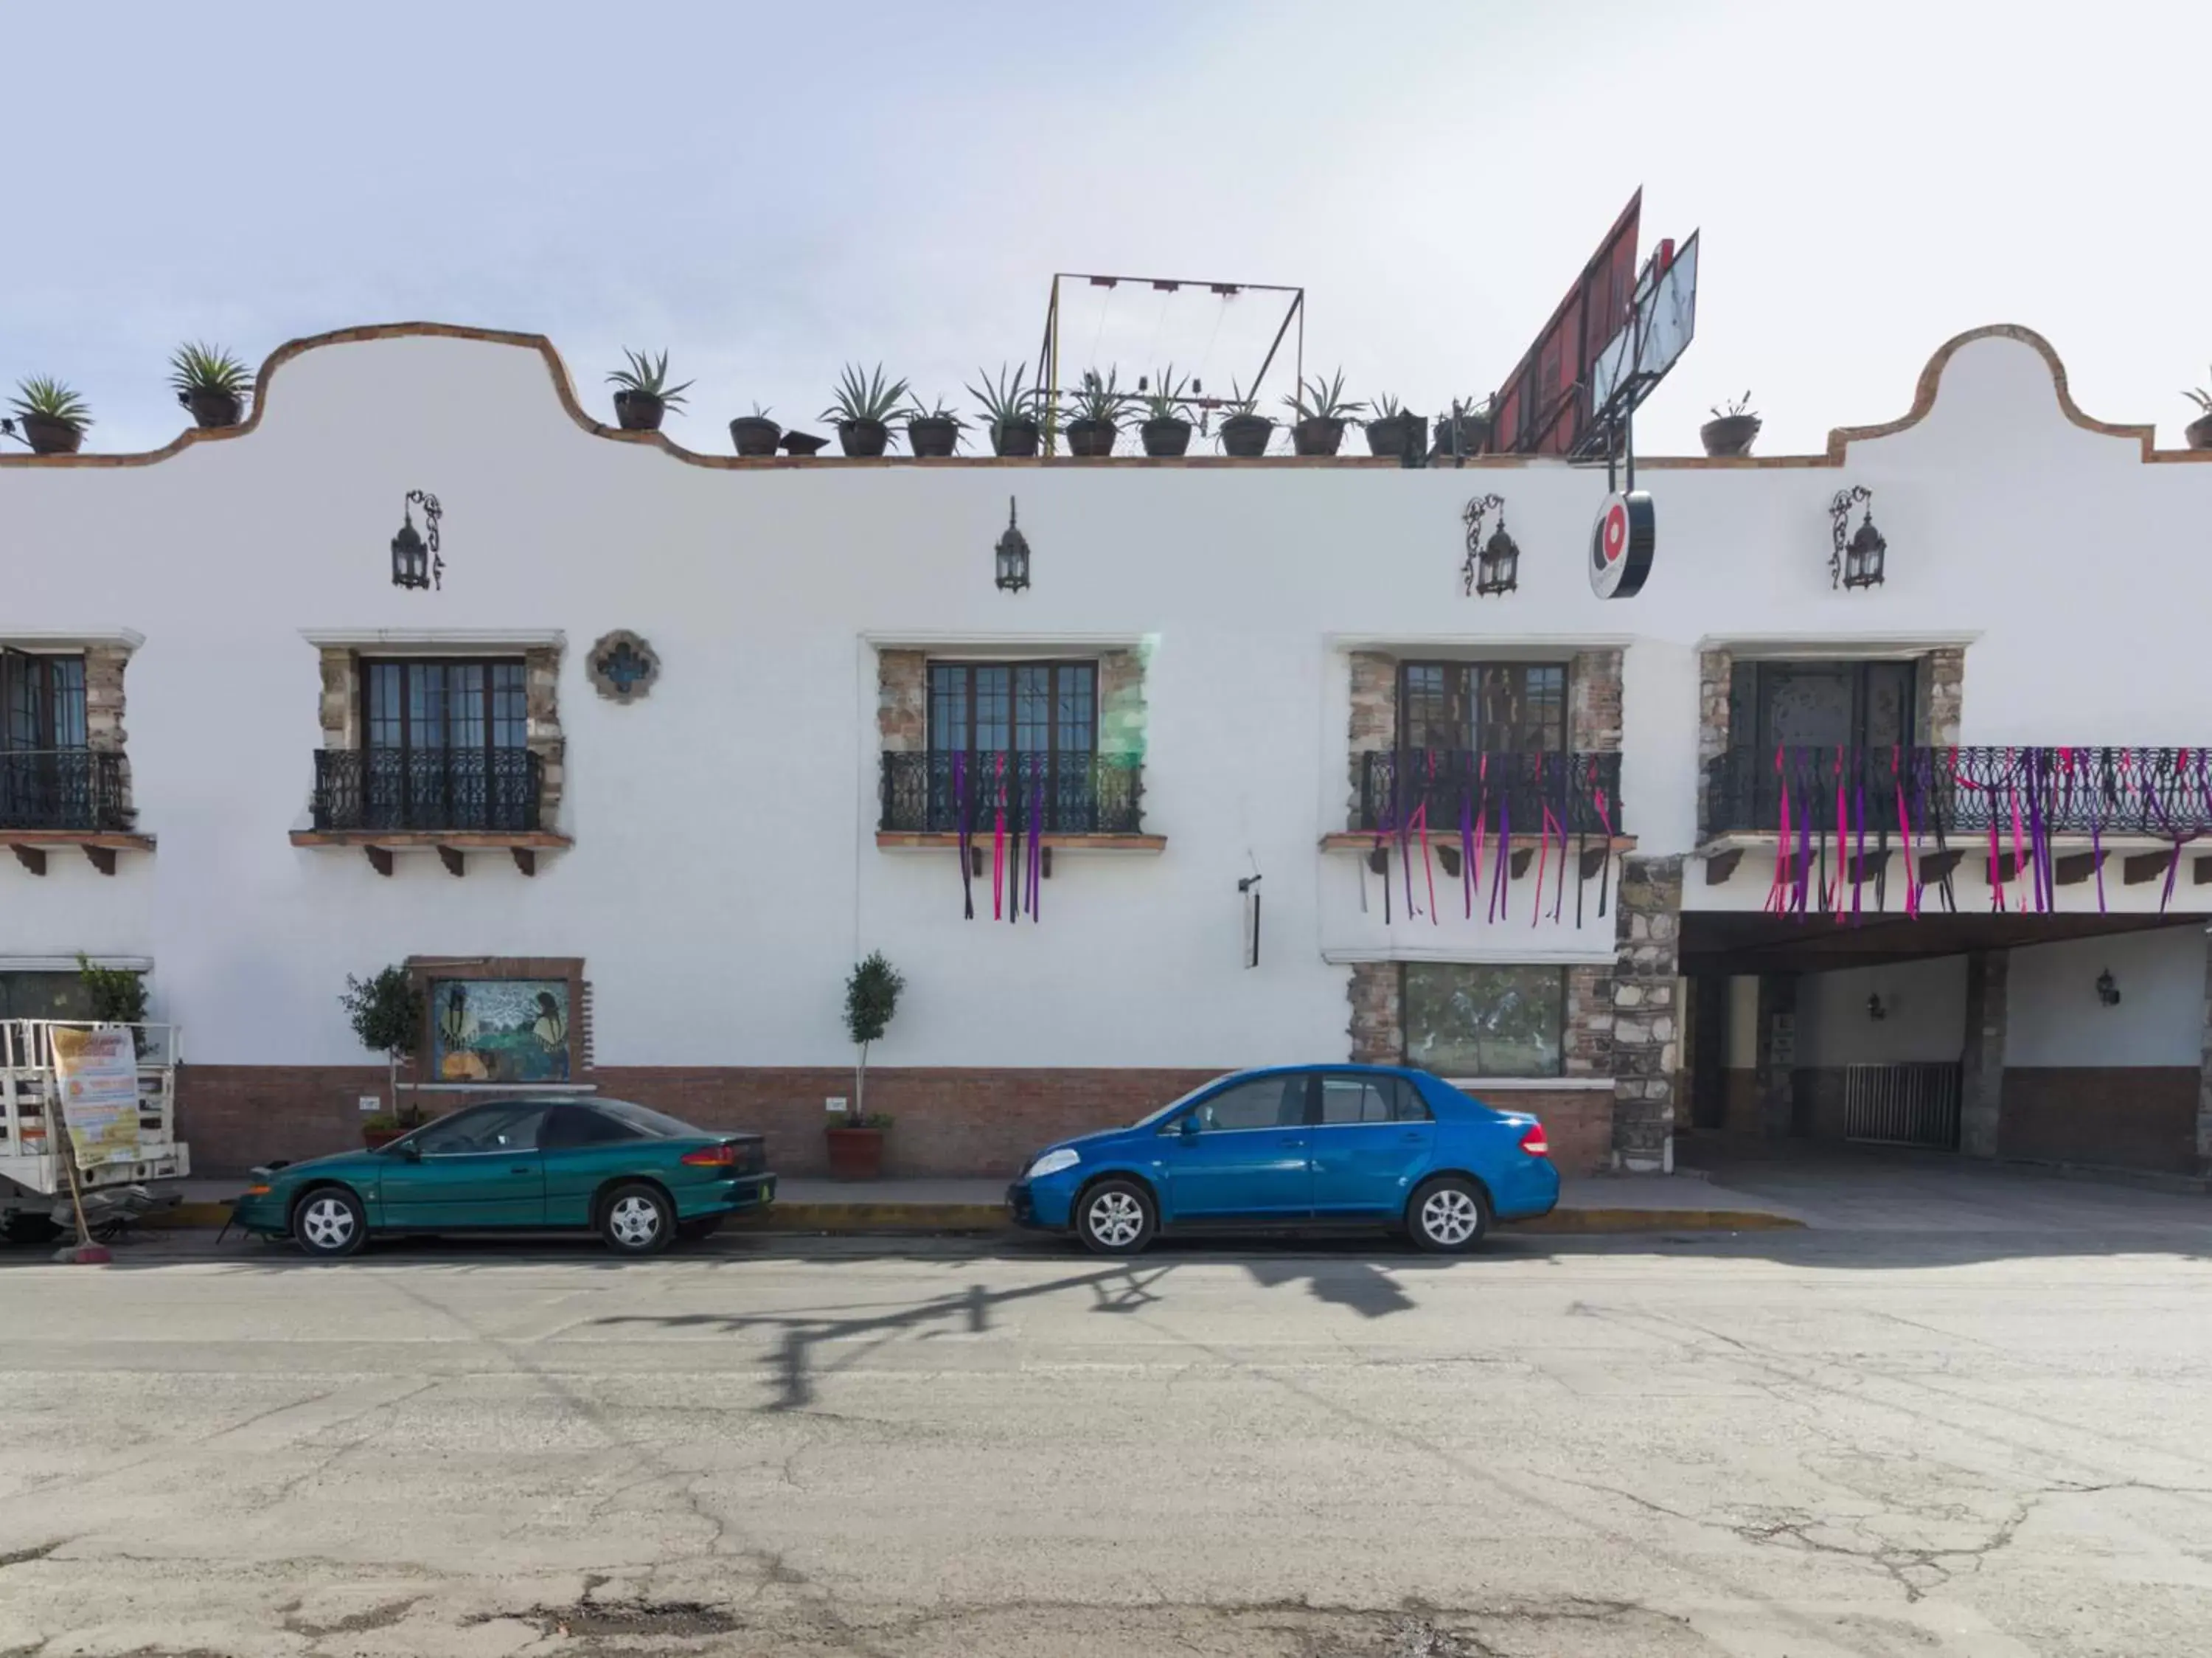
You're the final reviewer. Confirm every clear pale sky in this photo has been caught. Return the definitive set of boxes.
[9,0,2208,457]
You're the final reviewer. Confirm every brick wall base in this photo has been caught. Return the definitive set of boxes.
[177,1065,1618,1179]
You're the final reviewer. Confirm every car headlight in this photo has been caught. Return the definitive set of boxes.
[1026,1148,1080,1180]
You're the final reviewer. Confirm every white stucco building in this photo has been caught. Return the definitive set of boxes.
[4,320,2210,1181]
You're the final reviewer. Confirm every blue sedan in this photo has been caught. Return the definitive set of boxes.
[1006,1064,1557,1255]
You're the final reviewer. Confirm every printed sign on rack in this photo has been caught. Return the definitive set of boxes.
[52,1027,142,1168]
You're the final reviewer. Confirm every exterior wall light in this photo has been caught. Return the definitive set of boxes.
[392,490,442,591]
[1460,493,1519,597]
[995,496,1031,593]
[2096,968,2121,1007]
[1866,993,1888,1021]
[1829,485,1885,590]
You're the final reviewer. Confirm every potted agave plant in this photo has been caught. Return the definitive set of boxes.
[905,396,967,459]
[729,403,781,457]
[2185,371,2212,451]
[1214,380,1274,457]
[3,377,91,455]
[824,362,911,457]
[608,349,692,432]
[1364,395,1428,461]
[1284,369,1366,457]
[1135,367,1199,457]
[1701,391,1761,457]
[1061,368,1129,458]
[170,342,252,429]
[969,362,1044,457]
[1432,395,1492,459]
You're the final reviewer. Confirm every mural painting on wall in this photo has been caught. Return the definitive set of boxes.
[431,979,570,1082]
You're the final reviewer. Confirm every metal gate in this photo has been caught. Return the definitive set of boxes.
[1843,1062,1961,1150]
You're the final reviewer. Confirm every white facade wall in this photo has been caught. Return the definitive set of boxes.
[3,324,2211,1082]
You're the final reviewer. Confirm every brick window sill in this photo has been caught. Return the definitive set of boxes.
[290,828,572,877]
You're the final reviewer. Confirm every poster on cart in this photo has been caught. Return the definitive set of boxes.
[52,1027,141,1167]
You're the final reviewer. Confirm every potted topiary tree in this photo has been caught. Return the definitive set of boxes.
[824,363,911,457]
[1135,367,1198,457]
[607,349,692,433]
[969,362,1044,457]
[341,965,420,1149]
[827,951,904,1179]
[170,342,253,429]
[3,377,91,455]
[905,396,967,459]
[729,403,781,457]
[1214,381,1273,457]
[2186,371,2212,451]
[1282,369,1366,457]
[1701,391,1761,457]
[1060,368,1129,458]
[1363,395,1427,461]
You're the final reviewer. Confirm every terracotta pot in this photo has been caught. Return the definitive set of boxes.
[908,416,960,458]
[362,1127,403,1151]
[1292,417,1346,457]
[1064,418,1116,458]
[2188,413,2212,451]
[613,390,665,432]
[19,414,83,456]
[1218,414,1273,457]
[1141,417,1192,457]
[838,418,890,457]
[728,416,781,457]
[181,389,243,429]
[1700,414,1761,457]
[1364,414,1427,460]
[992,418,1040,458]
[825,1125,885,1179]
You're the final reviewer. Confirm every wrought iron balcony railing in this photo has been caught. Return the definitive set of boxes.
[310,748,542,833]
[0,749,133,833]
[881,751,1144,836]
[1357,750,1623,836]
[1705,745,2212,838]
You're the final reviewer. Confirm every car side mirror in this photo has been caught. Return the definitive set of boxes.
[1178,1114,1201,1140]
[399,1141,422,1162]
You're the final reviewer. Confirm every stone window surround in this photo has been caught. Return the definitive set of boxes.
[1346,957,1615,1086]
[875,632,1151,769]
[1,628,142,792]
[303,629,566,828]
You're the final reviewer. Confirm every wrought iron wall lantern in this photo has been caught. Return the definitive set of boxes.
[995,496,1031,593]
[1459,493,1520,597]
[2096,968,2121,1007]
[1866,993,1888,1021]
[1829,485,1886,591]
[392,490,443,591]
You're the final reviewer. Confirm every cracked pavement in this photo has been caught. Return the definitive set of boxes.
[2,1226,2211,1655]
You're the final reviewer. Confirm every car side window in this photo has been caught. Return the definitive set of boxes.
[1189,1077,1303,1132]
[412,1104,547,1156]
[1392,1078,1434,1122]
[540,1105,642,1150]
[1318,1075,1396,1125]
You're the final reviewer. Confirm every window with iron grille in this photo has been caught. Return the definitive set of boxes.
[0,649,116,831]
[919,660,1110,833]
[1,651,86,752]
[1398,662,1567,754]
[357,659,531,830]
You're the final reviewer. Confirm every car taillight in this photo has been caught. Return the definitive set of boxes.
[681,1144,738,1167]
[1518,1122,1549,1157]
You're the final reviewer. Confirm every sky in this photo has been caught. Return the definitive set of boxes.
[7,0,2210,458]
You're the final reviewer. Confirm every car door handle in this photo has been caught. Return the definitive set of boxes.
[1400,1132,1425,1142]
[510,1165,535,1175]
[1279,1137,1304,1148]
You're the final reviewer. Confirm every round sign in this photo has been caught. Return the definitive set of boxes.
[1589,489,1656,599]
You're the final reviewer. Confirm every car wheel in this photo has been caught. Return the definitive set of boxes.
[1408,1176,1490,1254]
[676,1215,723,1244]
[600,1183,675,1257]
[1077,1179,1156,1256]
[293,1187,367,1259]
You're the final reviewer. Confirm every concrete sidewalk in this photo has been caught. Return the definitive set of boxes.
[153,1171,1801,1234]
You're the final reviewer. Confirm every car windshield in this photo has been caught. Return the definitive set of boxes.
[1130,1074,1237,1128]
[593,1098,713,1139]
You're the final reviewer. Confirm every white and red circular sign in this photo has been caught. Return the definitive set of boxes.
[1589,488,1656,599]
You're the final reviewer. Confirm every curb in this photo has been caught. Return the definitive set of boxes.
[156,1199,1803,1235]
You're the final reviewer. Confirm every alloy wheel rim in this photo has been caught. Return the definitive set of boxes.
[1088,1190,1144,1247]
[611,1196,661,1246]
[1421,1189,1478,1245]
[302,1197,354,1249]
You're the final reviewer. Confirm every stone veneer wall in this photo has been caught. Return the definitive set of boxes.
[1568,649,1624,754]
[1346,651,1396,827]
[1611,855,1683,1170]
[1916,646,1965,747]
[1696,648,1733,837]
[1097,648,1146,759]
[877,648,925,753]
[82,642,133,811]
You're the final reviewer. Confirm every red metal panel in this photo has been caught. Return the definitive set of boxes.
[1491,191,1642,456]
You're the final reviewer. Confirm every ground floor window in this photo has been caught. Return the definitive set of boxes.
[0,971,94,1021]
[1402,963,1565,1078]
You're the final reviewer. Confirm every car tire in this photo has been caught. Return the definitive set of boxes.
[1076,1178,1156,1257]
[599,1182,675,1257]
[676,1215,724,1244]
[292,1187,367,1260]
[1407,1176,1490,1254]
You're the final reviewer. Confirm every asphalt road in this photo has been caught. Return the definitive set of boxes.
[3,1226,2211,1657]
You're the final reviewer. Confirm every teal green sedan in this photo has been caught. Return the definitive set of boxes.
[232,1097,775,1258]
